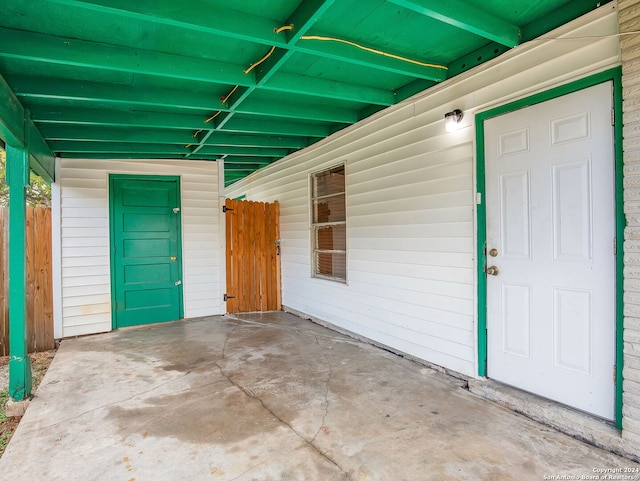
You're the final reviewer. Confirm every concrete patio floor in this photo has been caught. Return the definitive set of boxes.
[1,312,639,481]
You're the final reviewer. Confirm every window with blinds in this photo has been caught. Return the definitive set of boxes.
[310,164,346,282]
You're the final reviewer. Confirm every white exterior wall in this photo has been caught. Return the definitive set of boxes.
[53,158,223,338]
[226,5,620,378]
[620,0,640,454]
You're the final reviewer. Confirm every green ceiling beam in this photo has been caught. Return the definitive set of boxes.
[266,73,394,106]
[0,74,25,147]
[239,98,357,123]
[0,27,251,87]
[9,76,216,112]
[0,74,55,182]
[253,0,335,85]
[196,146,289,157]
[387,0,521,47]
[59,152,191,159]
[38,124,195,145]
[294,39,447,82]
[31,107,207,130]
[48,141,190,155]
[47,0,285,47]
[217,157,274,165]
[218,117,331,137]
[203,133,309,149]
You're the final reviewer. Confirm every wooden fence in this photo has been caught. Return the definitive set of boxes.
[0,206,54,356]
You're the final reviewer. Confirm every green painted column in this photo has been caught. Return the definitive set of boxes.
[6,142,32,401]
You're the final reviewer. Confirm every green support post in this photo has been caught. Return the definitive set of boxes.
[6,142,32,402]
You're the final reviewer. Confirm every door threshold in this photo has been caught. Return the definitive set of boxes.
[468,378,635,461]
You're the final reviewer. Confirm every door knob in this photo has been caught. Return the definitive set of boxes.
[170,256,177,262]
[485,265,499,276]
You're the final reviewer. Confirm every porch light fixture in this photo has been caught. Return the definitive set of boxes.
[445,109,464,132]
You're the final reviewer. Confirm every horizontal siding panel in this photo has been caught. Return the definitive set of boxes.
[62,255,110,268]
[62,227,109,238]
[61,247,109,258]
[62,265,110,277]
[62,275,110,288]
[63,321,111,338]
[63,302,111,317]
[62,293,111,308]
[61,236,109,247]
[60,284,110,297]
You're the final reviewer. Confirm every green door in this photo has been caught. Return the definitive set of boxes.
[110,175,182,328]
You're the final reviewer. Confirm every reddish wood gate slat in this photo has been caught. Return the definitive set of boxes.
[225,199,281,313]
[0,206,54,356]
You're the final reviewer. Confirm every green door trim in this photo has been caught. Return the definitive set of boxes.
[108,173,184,329]
[475,67,625,429]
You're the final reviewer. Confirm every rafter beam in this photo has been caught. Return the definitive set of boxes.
[0,74,55,182]
[216,117,331,137]
[38,124,195,145]
[0,27,251,87]
[30,107,208,130]
[48,141,190,155]
[196,146,288,157]
[48,0,285,47]
[266,73,394,106]
[387,0,521,47]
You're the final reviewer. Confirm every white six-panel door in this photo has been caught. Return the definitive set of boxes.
[484,82,616,420]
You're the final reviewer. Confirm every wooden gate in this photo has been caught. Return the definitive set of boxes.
[225,198,281,313]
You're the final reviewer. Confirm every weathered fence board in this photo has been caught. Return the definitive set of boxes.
[225,199,281,313]
[0,206,54,356]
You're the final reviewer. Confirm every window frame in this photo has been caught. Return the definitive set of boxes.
[309,162,347,283]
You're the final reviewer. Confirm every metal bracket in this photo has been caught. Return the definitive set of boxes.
[222,206,234,213]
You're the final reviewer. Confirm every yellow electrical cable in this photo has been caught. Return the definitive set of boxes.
[205,111,221,123]
[193,129,203,138]
[244,46,276,74]
[300,35,448,70]
[275,24,293,34]
[185,144,193,149]
[220,86,239,105]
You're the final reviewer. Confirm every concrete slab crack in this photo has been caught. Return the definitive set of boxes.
[215,324,350,480]
[310,333,332,445]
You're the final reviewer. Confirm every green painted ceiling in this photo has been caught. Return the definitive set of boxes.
[0,0,607,185]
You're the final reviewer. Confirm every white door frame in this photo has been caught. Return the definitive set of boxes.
[475,68,625,428]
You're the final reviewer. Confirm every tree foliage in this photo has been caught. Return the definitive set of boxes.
[0,147,51,207]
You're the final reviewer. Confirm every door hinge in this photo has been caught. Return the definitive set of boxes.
[223,294,235,301]
[222,206,234,213]
[173,207,180,214]
[614,237,617,256]
[614,364,617,383]
[476,192,482,205]
[611,107,615,126]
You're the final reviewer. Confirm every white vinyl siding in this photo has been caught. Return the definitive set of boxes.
[620,0,640,454]
[54,158,222,337]
[226,6,620,377]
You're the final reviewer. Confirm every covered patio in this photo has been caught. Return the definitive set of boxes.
[1,312,638,480]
